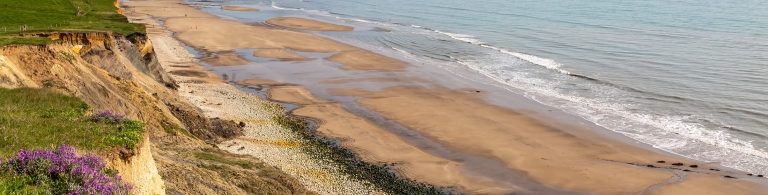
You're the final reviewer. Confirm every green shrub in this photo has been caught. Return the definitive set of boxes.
[103,119,145,149]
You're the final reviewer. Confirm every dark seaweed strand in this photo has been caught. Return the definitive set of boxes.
[273,115,457,195]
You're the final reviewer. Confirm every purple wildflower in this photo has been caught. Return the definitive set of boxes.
[1,144,131,195]
[90,111,126,124]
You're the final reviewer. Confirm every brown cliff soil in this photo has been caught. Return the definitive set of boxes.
[0,32,314,195]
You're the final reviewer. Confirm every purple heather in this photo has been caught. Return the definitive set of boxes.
[1,144,131,195]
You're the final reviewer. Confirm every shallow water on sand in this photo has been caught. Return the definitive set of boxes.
[193,0,768,175]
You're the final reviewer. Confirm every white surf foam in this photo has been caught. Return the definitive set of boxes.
[434,30,484,44]
[453,54,768,175]
[271,2,300,10]
[430,29,572,75]
[258,2,768,175]
[489,46,571,75]
[338,17,378,24]
[390,47,411,56]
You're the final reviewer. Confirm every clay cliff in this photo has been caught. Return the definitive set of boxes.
[0,32,313,194]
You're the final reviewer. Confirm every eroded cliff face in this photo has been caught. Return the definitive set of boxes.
[0,32,315,195]
[0,33,171,194]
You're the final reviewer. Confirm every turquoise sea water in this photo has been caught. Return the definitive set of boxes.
[203,0,768,175]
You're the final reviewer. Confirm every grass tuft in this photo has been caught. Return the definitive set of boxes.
[0,175,45,195]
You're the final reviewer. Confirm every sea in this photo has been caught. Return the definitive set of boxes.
[195,0,768,175]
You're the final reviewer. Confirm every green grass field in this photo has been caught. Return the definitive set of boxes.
[0,88,145,158]
[0,0,144,46]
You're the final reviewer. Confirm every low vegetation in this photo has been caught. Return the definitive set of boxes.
[0,88,144,157]
[0,0,145,46]
[0,145,131,194]
[152,105,193,138]
[193,148,298,194]
[0,88,142,193]
[194,151,258,170]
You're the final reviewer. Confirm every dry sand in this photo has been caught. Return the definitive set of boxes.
[266,17,354,31]
[253,49,308,60]
[325,50,408,71]
[221,6,259,12]
[125,1,768,194]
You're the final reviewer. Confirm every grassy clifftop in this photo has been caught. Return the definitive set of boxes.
[0,88,145,157]
[0,0,144,46]
[0,88,144,194]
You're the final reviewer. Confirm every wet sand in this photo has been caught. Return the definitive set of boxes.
[238,79,290,86]
[319,77,429,84]
[125,0,401,71]
[650,175,762,195]
[330,86,766,194]
[125,1,768,194]
[200,53,249,66]
[253,49,308,60]
[266,17,354,31]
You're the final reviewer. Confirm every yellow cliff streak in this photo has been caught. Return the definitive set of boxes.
[70,45,83,54]
[48,32,112,43]
[139,39,153,56]
[114,0,124,16]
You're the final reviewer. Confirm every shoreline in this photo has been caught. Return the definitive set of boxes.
[124,0,767,194]
[260,84,534,194]
[124,2,450,194]
[123,7,383,194]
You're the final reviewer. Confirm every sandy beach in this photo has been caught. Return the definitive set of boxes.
[124,0,768,194]
[263,83,520,194]
[221,6,258,12]
[124,7,383,194]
